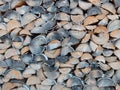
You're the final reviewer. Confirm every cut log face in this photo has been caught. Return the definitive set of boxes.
[102,3,116,14]
[0,30,8,37]
[69,30,86,39]
[26,76,41,85]
[2,82,19,90]
[44,49,61,58]
[84,16,98,26]
[5,69,23,80]
[5,48,20,58]
[88,0,101,6]
[95,55,105,63]
[76,43,91,52]
[7,20,21,32]
[110,30,120,38]
[81,34,90,43]
[107,15,118,20]
[56,13,70,21]
[41,79,55,85]
[11,0,26,9]
[87,6,102,16]
[71,7,83,15]
[114,50,120,59]
[81,53,92,61]
[92,29,109,45]
[78,0,92,10]
[97,78,115,87]
[107,20,120,32]
[71,15,85,24]
[108,61,120,70]
[21,13,36,26]
[47,40,61,50]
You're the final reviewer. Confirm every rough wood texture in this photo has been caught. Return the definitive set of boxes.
[0,0,119,90]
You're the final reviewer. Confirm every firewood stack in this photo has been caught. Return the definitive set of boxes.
[0,0,120,90]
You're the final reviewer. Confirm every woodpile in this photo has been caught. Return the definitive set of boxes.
[0,0,120,90]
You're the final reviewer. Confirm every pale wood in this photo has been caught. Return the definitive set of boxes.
[7,20,21,32]
[84,16,98,26]
[44,49,61,58]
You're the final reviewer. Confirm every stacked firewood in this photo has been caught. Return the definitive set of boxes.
[0,0,120,90]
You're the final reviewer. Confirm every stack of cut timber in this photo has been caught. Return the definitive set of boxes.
[0,0,120,90]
